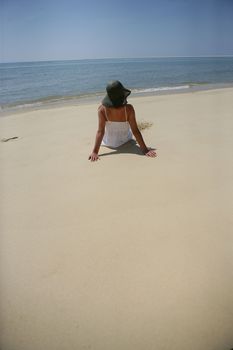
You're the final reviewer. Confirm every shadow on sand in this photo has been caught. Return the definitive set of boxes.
[99,140,143,157]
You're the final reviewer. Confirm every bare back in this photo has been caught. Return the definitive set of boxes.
[100,104,133,122]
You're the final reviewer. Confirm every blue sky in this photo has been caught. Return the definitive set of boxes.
[1,0,233,62]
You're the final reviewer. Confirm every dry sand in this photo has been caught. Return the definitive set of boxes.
[1,88,233,350]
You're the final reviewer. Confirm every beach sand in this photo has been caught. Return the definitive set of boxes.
[1,88,233,350]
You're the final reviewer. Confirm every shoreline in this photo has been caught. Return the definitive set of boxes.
[1,83,233,117]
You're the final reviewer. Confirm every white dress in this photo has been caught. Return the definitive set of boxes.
[101,106,133,148]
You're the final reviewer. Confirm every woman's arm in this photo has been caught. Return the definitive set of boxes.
[128,105,156,157]
[88,106,106,161]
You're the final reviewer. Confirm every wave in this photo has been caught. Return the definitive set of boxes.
[132,85,191,94]
[1,82,232,113]
[0,84,203,110]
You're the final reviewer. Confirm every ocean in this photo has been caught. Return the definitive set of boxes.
[1,57,233,111]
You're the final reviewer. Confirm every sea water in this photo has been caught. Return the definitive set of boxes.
[1,57,233,111]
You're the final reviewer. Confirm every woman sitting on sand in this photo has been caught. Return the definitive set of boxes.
[89,80,157,161]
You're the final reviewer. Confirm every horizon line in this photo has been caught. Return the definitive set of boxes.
[1,55,233,64]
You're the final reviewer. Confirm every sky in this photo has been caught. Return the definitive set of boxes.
[0,0,233,62]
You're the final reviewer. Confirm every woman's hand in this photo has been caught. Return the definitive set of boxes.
[145,148,157,157]
[88,152,100,161]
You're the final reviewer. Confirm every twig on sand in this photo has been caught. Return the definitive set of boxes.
[1,136,19,142]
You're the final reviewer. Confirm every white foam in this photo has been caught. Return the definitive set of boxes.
[132,85,190,94]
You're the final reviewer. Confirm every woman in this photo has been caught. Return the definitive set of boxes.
[89,80,157,161]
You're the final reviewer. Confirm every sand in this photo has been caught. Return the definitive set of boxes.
[0,88,233,350]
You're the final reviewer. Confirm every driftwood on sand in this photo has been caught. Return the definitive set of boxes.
[1,136,19,142]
